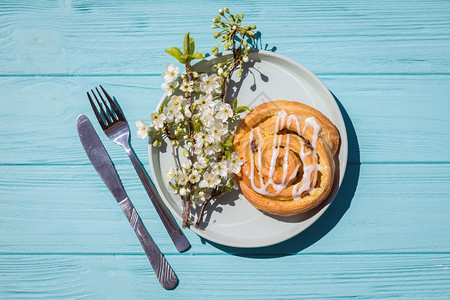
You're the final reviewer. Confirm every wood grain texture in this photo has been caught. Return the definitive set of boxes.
[0,0,449,75]
[0,75,449,165]
[1,0,450,298]
[1,254,449,299]
[1,164,449,254]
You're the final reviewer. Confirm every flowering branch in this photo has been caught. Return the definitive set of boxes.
[211,7,257,102]
[137,8,255,228]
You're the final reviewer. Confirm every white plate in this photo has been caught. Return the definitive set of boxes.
[148,50,348,248]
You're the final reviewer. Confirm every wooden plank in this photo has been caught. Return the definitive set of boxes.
[1,163,449,254]
[1,0,449,75]
[0,75,449,165]
[0,254,449,298]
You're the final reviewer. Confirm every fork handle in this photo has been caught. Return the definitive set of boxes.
[126,148,191,253]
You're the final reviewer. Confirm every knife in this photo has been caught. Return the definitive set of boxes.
[77,114,178,290]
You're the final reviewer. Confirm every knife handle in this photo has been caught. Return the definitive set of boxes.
[126,148,191,253]
[119,198,178,290]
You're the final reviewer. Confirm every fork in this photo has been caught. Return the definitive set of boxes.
[87,85,190,253]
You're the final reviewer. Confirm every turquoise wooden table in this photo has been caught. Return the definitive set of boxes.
[1,0,450,298]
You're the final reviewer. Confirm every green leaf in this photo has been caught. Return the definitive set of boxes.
[234,105,251,115]
[224,135,234,149]
[183,32,190,55]
[232,97,238,109]
[224,150,231,160]
[189,37,195,55]
[169,181,177,191]
[192,119,201,132]
[165,47,183,62]
[179,54,187,64]
[193,52,205,60]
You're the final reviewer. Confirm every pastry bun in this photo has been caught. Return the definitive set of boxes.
[233,100,340,216]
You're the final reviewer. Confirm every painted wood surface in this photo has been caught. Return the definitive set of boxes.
[1,0,449,298]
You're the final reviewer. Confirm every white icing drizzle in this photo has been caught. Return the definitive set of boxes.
[248,110,321,199]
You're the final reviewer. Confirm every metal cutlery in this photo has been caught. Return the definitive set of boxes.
[86,85,190,253]
[77,114,178,290]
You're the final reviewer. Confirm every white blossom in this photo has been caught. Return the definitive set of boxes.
[161,80,179,96]
[194,156,208,169]
[168,95,186,110]
[166,167,175,181]
[199,73,222,94]
[211,160,229,177]
[226,152,245,174]
[162,64,179,83]
[183,104,192,118]
[215,103,233,122]
[198,106,215,127]
[182,159,192,170]
[135,119,149,139]
[208,120,229,142]
[177,170,188,185]
[198,191,205,201]
[203,143,222,156]
[150,112,166,130]
[163,104,182,123]
[199,172,221,189]
[179,79,194,93]
[194,93,214,108]
[189,170,201,184]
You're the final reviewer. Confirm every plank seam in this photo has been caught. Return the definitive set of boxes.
[1,252,450,256]
[1,73,450,77]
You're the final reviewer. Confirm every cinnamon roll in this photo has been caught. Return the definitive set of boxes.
[233,100,340,216]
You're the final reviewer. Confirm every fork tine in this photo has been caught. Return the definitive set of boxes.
[87,92,108,130]
[95,87,117,121]
[91,89,112,125]
[100,85,125,120]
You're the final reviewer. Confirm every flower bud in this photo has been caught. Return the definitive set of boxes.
[218,9,224,15]
[213,32,221,39]
[224,7,229,13]
[243,56,249,63]
[232,25,237,30]
[251,25,257,30]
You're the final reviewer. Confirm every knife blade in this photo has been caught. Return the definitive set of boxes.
[77,114,178,290]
